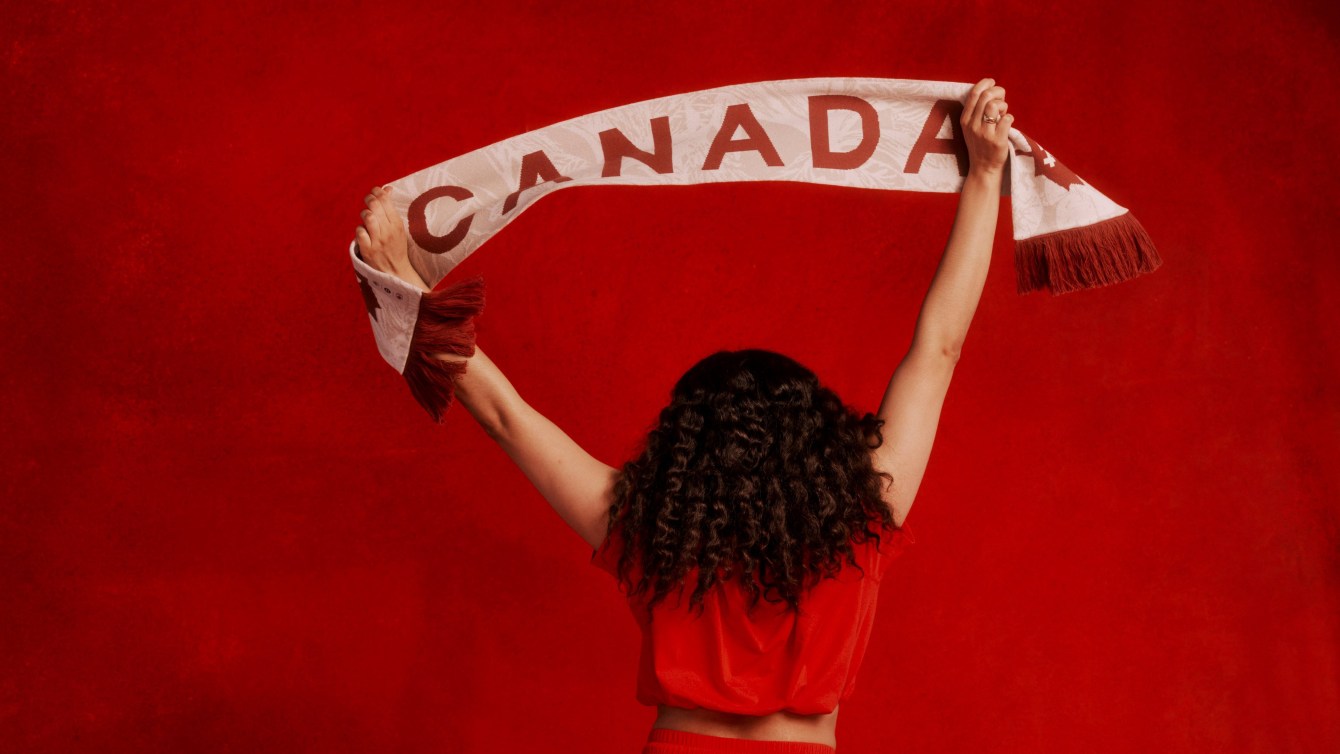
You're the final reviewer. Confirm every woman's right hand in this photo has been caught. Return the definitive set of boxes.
[960,78,1012,177]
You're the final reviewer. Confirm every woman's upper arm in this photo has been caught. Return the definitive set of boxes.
[490,404,619,550]
[870,345,958,526]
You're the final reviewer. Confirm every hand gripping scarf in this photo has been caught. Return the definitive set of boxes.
[348,76,1162,422]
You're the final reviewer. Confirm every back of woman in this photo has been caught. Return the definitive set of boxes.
[591,349,917,750]
[592,494,917,715]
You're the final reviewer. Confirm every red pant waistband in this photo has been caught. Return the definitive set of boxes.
[643,728,837,754]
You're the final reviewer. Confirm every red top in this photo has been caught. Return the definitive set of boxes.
[590,522,916,715]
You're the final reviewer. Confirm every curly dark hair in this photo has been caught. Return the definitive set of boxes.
[600,348,902,619]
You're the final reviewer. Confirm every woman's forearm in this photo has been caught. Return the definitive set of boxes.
[445,345,528,436]
[911,168,1003,357]
[354,185,525,435]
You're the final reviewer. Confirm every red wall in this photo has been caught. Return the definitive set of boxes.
[4,1,1337,752]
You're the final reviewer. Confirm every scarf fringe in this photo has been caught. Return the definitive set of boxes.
[402,274,487,423]
[1015,211,1163,295]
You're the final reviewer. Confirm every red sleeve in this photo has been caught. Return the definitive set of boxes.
[590,527,623,577]
[876,522,918,579]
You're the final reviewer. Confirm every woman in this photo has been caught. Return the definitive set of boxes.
[356,78,1011,753]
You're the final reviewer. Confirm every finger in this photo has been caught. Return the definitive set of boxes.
[972,85,1005,127]
[964,80,996,125]
[962,77,994,127]
[964,78,996,126]
[360,208,382,239]
[375,189,400,232]
[364,191,390,231]
[973,86,1005,126]
[370,186,398,230]
[982,98,1007,127]
[988,113,1014,145]
[355,226,372,255]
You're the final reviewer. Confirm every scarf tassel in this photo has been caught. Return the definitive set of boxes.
[1014,211,1163,295]
[402,274,487,423]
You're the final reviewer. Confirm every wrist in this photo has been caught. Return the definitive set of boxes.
[967,166,1004,184]
[392,260,431,292]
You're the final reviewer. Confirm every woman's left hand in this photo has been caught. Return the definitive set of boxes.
[960,78,1013,177]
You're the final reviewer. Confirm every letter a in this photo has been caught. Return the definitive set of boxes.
[504,150,573,214]
[702,103,784,171]
[903,99,969,177]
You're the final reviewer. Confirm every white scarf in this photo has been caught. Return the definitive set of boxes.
[349,76,1162,421]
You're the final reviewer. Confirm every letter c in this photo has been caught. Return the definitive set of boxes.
[408,185,475,255]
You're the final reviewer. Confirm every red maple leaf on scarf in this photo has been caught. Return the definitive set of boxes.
[354,269,381,321]
[1017,133,1084,191]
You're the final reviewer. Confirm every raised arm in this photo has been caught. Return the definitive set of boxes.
[871,78,1012,526]
[356,186,618,550]
[449,346,619,550]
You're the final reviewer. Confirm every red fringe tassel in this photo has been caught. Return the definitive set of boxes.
[1015,211,1163,295]
[401,274,486,423]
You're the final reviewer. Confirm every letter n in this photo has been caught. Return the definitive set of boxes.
[600,116,674,177]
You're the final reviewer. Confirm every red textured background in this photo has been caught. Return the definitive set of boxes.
[4,1,1338,752]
